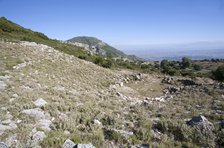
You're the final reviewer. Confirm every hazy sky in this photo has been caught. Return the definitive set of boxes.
[0,0,224,46]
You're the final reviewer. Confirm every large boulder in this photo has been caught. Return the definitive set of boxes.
[187,115,214,131]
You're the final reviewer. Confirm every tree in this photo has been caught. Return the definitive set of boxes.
[181,57,192,69]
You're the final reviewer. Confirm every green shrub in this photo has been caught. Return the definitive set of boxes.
[212,65,224,81]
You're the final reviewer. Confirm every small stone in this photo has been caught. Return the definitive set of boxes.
[33,98,47,107]
[64,130,70,135]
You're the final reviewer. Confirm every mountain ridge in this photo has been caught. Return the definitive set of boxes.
[67,36,127,58]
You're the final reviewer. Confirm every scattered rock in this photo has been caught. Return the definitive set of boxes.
[33,98,47,107]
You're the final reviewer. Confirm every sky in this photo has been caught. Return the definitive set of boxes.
[0,0,224,47]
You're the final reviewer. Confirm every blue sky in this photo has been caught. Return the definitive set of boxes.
[0,0,224,46]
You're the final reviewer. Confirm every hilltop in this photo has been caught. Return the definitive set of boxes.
[67,36,142,61]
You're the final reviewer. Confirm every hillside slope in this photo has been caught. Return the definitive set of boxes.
[0,17,100,64]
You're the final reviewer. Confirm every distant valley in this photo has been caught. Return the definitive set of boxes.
[120,42,224,61]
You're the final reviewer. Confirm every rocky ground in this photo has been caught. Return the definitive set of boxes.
[0,41,223,147]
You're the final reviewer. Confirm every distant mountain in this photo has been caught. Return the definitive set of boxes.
[67,36,142,61]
